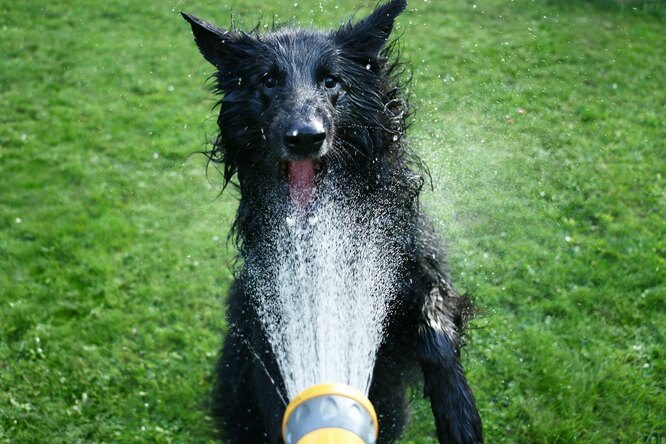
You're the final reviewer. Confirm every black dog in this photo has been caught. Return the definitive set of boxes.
[183,1,482,442]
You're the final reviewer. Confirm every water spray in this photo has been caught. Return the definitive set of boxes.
[248,198,396,443]
[282,383,378,444]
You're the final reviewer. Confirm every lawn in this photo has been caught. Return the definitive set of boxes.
[1,0,664,442]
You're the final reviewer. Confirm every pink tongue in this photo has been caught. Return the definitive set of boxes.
[288,160,316,208]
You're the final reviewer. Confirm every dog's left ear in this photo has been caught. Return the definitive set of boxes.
[334,0,407,60]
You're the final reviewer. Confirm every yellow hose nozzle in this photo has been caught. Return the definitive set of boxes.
[282,383,379,444]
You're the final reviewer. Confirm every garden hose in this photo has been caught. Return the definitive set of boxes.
[282,383,378,444]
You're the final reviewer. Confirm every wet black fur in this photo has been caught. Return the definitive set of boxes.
[182,1,482,442]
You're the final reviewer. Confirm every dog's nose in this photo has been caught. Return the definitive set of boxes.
[284,121,326,156]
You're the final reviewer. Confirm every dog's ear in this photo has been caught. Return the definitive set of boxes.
[334,0,407,60]
[181,12,255,69]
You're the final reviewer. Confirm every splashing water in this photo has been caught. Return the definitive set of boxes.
[247,193,402,400]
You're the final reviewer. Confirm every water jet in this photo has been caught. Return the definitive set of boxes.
[249,199,394,442]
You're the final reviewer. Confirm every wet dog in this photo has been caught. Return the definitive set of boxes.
[183,1,482,442]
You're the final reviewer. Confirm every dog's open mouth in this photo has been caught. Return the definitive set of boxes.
[282,159,327,208]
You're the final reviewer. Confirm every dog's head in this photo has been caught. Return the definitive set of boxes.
[183,0,408,208]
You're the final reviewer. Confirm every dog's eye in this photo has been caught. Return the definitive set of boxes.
[324,75,338,89]
[262,75,277,89]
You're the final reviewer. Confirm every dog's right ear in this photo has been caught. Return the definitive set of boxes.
[181,12,254,69]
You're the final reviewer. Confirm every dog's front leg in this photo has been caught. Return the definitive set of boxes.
[247,327,289,444]
[417,286,483,444]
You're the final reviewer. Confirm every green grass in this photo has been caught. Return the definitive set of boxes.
[1,0,664,442]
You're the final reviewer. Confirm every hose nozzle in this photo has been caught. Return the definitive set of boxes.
[282,383,378,444]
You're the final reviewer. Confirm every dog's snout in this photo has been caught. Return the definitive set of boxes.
[284,121,326,156]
